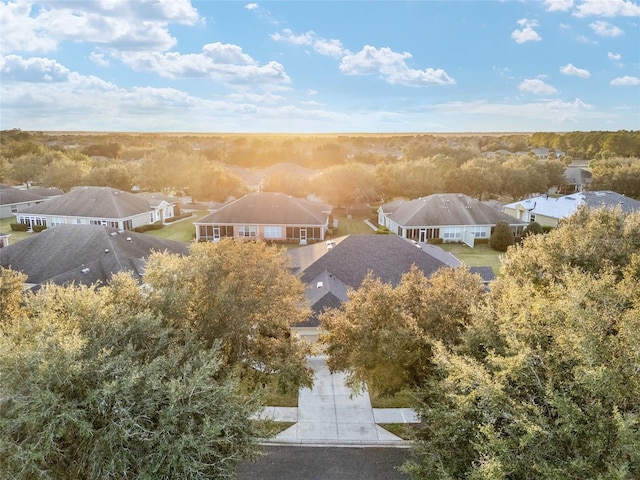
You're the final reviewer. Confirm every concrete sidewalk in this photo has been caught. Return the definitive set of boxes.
[257,356,419,447]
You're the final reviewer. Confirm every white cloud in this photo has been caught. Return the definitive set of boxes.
[430,98,595,125]
[574,0,640,17]
[271,29,347,58]
[610,75,640,85]
[90,52,110,67]
[308,89,318,96]
[0,0,201,55]
[518,78,558,95]
[560,63,591,78]
[608,52,622,60]
[589,20,624,36]
[245,3,259,10]
[544,0,574,12]
[0,55,70,83]
[339,46,455,86]
[511,19,542,43]
[117,43,291,89]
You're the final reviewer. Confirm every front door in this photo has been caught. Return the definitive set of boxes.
[300,227,307,245]
[213,226,221,242]
[419,228,427,243]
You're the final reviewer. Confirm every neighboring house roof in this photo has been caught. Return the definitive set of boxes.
[289,234,449,290]
[564,166,592,186]
[137,192,179,207]
[0,184,47,205]
[381,193,524,227]
[196,192,331,225]
[25,187,64,197]
[17,186,152,218]
[288,234,474,327]
[0,224,189,288]
[503,190,640,221]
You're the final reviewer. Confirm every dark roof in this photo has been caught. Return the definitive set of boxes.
[469,266,496,284]
[381,193,526,227]
[288,234,449,289]
[295,270,349,327]
[0,224,189,288]
[582,190,640,214]
[0,184,47,205]
[18,186,152,218]
[136,192,179,207]
[196,192,331,226]
[25,187,64,197]
[564,166,592,186]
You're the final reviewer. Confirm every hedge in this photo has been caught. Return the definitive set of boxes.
[32,225,47,233]
[10,223,29,232]
[133,222,163,233]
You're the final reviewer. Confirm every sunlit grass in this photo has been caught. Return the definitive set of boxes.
[332,215,377,237]
[439,243,503,276]
[0,217,36,244]
[144,210,208,243]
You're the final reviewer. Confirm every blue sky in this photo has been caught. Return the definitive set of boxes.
[1,0,639,133]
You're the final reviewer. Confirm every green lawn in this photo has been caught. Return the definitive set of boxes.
[144,210,208,243]
[439,243,503,276]
[332,215,377,237]
[0,217,37,244]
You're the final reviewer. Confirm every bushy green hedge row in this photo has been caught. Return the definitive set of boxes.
[10,223,29,232]
[133,222,163,233]
[164,212,193,223]
[32,225,47,233]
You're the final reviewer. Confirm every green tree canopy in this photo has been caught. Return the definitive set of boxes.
[143,240,314,393]
[405,207,640,480]
[320,266,486,395]
[0,275,261,480]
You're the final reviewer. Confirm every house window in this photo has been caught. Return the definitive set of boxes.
[123,219,133,230]
[51,217,65,227]
[263,226,282,239]
[10,205,17,213]
[530,214,536,222]
[238,225,256,237]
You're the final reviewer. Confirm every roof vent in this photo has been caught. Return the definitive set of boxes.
[118,230,124,234]
[126,237,132,242]
[316,282,324,288]
[104,249,109,253]
[110,232,118,236]
[81,268,90,274]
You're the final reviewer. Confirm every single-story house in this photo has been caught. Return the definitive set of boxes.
[0,224,189,289]
[0,184,48,219]
[502,190,640,228]
[378,193,527,247]
[195,192,331,244]
[136,192,180,223]
[15,186,165,231]
[286,234,495,342]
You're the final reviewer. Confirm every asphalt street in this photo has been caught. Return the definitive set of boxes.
[236,446,411,480]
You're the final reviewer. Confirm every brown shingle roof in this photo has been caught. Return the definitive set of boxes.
[196,192,331,226]
[18,186,152,219]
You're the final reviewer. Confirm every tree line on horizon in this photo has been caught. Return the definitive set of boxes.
[1,129,639,203]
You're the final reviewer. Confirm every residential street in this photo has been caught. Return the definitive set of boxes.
[236,446,411,480]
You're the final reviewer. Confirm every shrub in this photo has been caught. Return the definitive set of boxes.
[489,221,514,252]
[133,222,163,233]
[376,226,390,234]
[523,221,544,237]
[32,225,47,233]
[10,223,29,232]
[164,212,193,223]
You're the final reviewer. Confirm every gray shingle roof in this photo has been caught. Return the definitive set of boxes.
[196,192,331,226]
[17,186,152,218]
[582,190,640,214]
[289,234,450,289]
[0,224,189,288]
[296,270,349,327]
[382,193,525,227]
[0,184,47,205]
